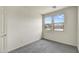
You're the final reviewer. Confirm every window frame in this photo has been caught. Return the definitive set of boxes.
[53,13,65,32]
[43,13,65,32]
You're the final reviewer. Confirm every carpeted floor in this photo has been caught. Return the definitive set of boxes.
[9,39,78,53]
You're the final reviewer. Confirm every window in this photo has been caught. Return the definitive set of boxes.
[44,16,52,30]
[44,14,64,32]
[53,14,64,31]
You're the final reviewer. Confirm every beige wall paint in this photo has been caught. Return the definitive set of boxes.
[0,7,7,52]
[0,6,78,52]
[43,7,77,46]
[78,7,79,51]
[5,7,42,52]
[0,7,3,52]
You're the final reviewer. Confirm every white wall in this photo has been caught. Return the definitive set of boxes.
[4,6,78,52]
[43,7,77,46]
[0,7,2,52]
[77,7,79,51]
[5,7,42,52]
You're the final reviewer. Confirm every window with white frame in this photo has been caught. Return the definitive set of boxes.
[44,13,64,32]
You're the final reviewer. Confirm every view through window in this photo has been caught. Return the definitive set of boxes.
[44,14,64,32]
[44,16,52,30]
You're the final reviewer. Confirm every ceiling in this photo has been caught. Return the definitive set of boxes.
[24,6,68,14]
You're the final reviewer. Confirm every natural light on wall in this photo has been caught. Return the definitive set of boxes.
[44,14,64,32]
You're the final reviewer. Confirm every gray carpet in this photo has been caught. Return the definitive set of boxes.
[9,39,78,53]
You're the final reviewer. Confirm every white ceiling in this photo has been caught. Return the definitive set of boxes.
[24,6,68,14]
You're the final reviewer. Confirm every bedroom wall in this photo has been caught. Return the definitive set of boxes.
[5,7,42,52]
[43,7,77,46]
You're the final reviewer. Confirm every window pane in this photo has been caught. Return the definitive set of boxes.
[53,14,64,31]
[54,23,64,31]
[54,14,64,23]
[44,16,52,24]
[45,24,52,30]
[44,16,52,30]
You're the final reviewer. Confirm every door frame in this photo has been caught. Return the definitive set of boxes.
[1,6,7,53]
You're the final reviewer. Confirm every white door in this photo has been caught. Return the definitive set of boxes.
[0,7,7,53]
